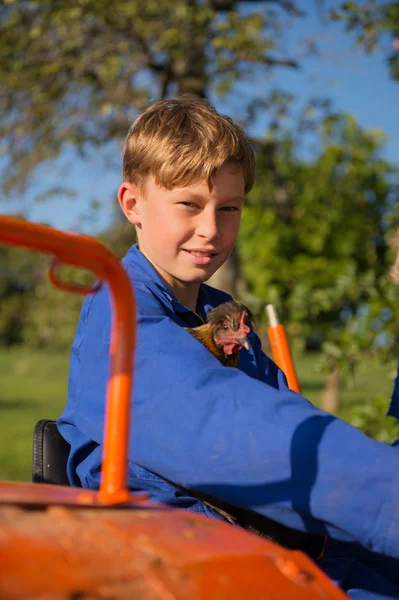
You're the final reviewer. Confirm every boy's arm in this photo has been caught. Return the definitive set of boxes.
[72,285,399,560]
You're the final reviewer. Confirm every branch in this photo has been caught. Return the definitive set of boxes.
[254,54,300,68]
[209,0,304,17]
[101,12,168,76]
[209,53,299,77]
[159,63,174,99]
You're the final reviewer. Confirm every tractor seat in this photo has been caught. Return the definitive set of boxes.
[32,419,71,486]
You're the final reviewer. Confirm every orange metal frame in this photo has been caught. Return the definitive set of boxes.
[266,304,301,393]
[0,216,136,505]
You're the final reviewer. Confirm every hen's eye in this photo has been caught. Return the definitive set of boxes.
[222,324,229,331]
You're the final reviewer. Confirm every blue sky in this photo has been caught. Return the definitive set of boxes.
[2,1,398,234]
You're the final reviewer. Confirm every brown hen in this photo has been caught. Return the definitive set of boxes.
[185,301,253,367]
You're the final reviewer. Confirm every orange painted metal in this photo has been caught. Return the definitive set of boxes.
[0,480,149,508]
[0,504,347,600]
[266,305,301,393]
[48,257,102,295]
[0,216,136,505]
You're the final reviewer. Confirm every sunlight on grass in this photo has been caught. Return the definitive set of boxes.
[295,352,396,416]
[0,347,69,481]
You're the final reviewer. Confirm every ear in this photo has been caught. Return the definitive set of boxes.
[117,182,143,226]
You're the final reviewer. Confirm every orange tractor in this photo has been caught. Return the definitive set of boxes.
[0,216,346,599]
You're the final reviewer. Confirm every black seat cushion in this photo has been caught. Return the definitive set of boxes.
[32,419,71,485]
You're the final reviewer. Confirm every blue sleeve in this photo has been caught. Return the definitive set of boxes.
[71,285,399,561]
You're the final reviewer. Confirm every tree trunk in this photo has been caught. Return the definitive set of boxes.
[322,365,340,414]
[175,0,208,98]
[207,245,241,296]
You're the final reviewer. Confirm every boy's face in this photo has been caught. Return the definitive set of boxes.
[119,162,245,301]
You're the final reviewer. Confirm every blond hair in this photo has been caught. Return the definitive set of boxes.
[123,97,255,194]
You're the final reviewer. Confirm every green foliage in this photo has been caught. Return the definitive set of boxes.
[98,217,137,258]
[297,351,399,443]
[239,112,399,377]
[0,246,44,345]
[22,273,87,350]
[330,2,399,80]
[346,395,399,443]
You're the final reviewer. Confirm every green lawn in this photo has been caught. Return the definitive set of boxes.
[294,352,397,416]
[0,346,397,481]
[0,346,69,481]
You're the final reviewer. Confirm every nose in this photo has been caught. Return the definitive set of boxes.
[197,209,219,241]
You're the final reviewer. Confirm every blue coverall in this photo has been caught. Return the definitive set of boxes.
[58,244,399,598]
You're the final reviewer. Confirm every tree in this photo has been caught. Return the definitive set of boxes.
[0,0,303,197]
[0,246,42,345]
[330,1,399,80]
[239,110,399,412]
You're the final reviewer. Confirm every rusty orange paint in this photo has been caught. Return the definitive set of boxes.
[0,480,149,508]
[268,324,301,393]
[0,503,347,600]
[0,216,136,505]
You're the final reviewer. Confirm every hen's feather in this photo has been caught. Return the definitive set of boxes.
[186,323,239,367]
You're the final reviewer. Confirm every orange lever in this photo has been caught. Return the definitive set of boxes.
[0,217,136,505]
[266,304,301,393]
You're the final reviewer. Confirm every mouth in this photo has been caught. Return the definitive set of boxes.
[182,248,219,265]
[183,249,218,258]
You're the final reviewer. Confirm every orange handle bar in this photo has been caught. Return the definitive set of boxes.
[266,305,301,393]
[0,217,136,504]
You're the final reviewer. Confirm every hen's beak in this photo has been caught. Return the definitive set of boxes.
[235,337,250,351]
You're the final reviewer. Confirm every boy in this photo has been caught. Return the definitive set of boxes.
[59,97,399,598]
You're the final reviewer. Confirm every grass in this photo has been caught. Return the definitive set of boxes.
[0,346,397,481]
[294,351,397,418]
[0,346,69,481]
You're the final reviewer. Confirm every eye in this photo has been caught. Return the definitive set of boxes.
[179,202,200,209]
[222,323,229,330]
[219,206,239,213]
